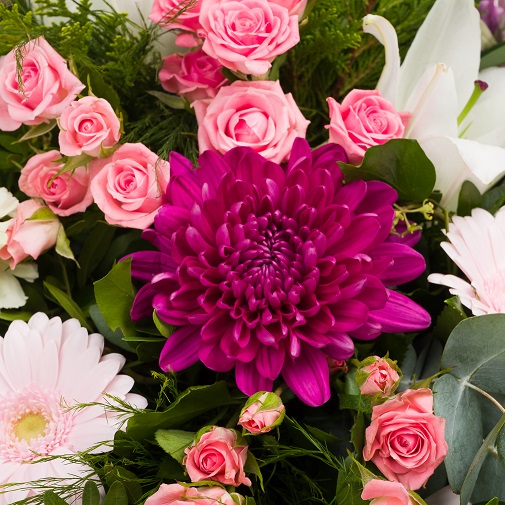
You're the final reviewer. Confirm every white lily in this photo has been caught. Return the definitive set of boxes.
[363,0,505,210]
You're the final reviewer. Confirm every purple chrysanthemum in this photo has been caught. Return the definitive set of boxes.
[129,139,430,406]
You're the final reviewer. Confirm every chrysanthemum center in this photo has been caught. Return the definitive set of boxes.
[14,413,47,442]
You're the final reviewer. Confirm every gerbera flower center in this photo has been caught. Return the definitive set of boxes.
[0,385,73,462]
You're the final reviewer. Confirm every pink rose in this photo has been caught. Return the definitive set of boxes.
[58,96,121,157]
[198,0,300,76]
[238,392,285,435]
[19,151,94,217]
[89,143,170,229]
[150,0,202,33]
[270,0,308,17]
[183,427,252,487]
[0,37,84,131]
[326,89,409,165]
[159,50,229,103]
[0,200,59,268]
[356,355,400,398]
[363,388,448,491]
[193,80,309,163]
[145,484,244,505]
[361,480,415,505]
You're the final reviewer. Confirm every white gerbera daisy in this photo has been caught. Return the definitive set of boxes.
[428,207,505,315]
[0,313,147,504]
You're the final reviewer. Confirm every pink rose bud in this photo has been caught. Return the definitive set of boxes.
[0,37,84,131]
[89,143,170,229]
[183,426,252,487]
[326,89,409,165]
[193,80,309,163]
[363,388,448,491]
[159,50,229,103]
[356,355,401,398]
[19,150,95,217]
[327,357,348,375]
[0,200,60,268]
[58,96,121,157]
[150,0,203,34]
[361,479,416,505]
[238,391,285,435]
[145,483,244,505]
[198,0,300,76]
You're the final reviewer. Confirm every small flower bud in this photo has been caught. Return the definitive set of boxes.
[238,391,285,435]
[355,355,401,398]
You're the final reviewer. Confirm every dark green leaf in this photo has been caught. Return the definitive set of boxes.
[103,481,129,505]
[89,304,134,352]
[94,259,136,338]
[18,120,57,142]
[244,451,264,491]
[126,382,242,440]
[82,481,101,505]
[340,139,436,202]
[43,491,69,505]
[350,412,365,455]
[147,90,186,109]
[154,310,175,338]
[0,310,32,322]
[457,180,483,217]
[105,466,142,505]
[481,42,505,70]
[43,280,92,331]
[155,429,195,463]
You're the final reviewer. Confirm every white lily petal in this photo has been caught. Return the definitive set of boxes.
[12,262,38,282]
[0,265,28,309]
[460,67,505,146]
[405,63,459,139]
[398,0,480,111]
[362,14,400,103]
[420,136,505,210]
[0,188,18,220]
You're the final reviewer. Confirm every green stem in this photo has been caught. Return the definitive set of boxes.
[465,381,505,413]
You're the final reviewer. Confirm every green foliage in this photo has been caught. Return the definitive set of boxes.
[434,315,505,502]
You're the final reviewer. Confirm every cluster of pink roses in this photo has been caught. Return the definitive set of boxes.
[354,357,448,503]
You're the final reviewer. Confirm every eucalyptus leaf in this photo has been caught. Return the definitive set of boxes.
[82,481,101,505]
[339,139,436,202]
[94,259,136,338]
[155,429,195,463]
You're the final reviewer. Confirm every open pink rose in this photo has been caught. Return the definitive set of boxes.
[58,96,121,157]
[361,480,415,505]
[326,89,409,165]
[0,37,84,131]
[198,0,300,76]
[363,388,448,491]
[238,392,285,435]
[89,143,170,229]
[183,427,251,487]
[150,0,202,33]
[0,200,59,269]
[145,484,244,505]
[19,151,94,217]
[356,356,400,398]
[159,50,228,103]
[193,80,309,163]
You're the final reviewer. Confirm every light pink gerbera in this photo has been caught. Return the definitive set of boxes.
[428,207,505,315]
[0,313,147,505]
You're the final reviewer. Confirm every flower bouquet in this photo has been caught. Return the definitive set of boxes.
[0,0,505,504]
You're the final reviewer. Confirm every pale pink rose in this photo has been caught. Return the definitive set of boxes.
[19,150,94,217]
[89,143,170,229]
[150,0,202,34]
[159,50,229,103]
[363,388,448,491]
[326,89,409,165]
[0,200,59,268]
[145,484,244,505]
[361,480,415,505]
[193,80,309,163]
[198,0,300,76]
[0,37,85,131]
[357,356,400,397]
[183,427,252,486]
[238,392,285,435]
[270,0,308,17]
[58,96,121,157]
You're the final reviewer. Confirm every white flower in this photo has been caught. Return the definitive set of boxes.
[363,0,505,209]
[428,207,505,315]
[0,313,147,504]
[0,260,38,309]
